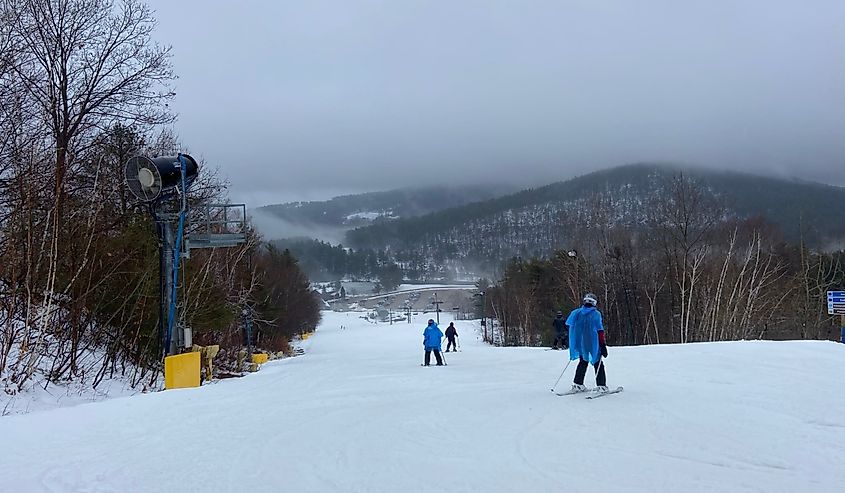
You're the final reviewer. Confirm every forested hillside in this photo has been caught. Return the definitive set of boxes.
[345,164,845,277]
[257,184,517,230]
[472,173,845,348]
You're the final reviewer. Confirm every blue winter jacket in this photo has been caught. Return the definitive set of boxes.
[567,306,604,364]
[423,323,443,350]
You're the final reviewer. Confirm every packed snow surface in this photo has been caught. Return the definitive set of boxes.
[360,284,476,301]
[1,311,844,492]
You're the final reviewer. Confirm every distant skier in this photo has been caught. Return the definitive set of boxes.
[445,322,458,352]
[566,293,609,393]
[423,319,444,366]
[552,311,568,350]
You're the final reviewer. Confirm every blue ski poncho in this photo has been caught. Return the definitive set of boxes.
[567,306,604,364]
[423,323,443,350]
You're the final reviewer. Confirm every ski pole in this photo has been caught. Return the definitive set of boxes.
[596,359,607,386]
[550,358,573,392]
[440,345,447,365]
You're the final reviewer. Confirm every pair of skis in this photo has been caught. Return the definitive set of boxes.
[555,386,624,399]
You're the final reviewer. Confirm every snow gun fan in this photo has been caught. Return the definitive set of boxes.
[123,153,201,357]
[123,152,247,358]
[124,154,198,202]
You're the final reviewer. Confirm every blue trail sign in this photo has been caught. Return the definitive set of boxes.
[828,291,845,315]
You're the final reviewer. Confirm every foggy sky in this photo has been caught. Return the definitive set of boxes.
[146,0,845,206]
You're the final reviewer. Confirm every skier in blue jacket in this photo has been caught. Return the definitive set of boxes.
[566,293,609,393]
[422,319,444,366]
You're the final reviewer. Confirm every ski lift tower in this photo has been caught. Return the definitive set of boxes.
[125,154,247,357]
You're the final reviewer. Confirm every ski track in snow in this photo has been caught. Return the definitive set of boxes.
[1,311,844,492]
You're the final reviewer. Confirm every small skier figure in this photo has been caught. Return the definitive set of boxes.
[566,293,609,393]
[552,311,568,350]
[444,322,458,352]
[423,319,444,366]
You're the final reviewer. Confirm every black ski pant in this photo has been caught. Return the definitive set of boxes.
[424,349,443,365]
[446,337,457,351]
[552,333,568,349]
[574,357,606,387]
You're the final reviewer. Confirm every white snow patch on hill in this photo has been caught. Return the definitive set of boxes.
[0,311,843,492]
[344,211,397,223]
[2,371,145,416]
[1,339,157,416]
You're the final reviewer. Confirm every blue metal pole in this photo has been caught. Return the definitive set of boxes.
[166,155,189,354]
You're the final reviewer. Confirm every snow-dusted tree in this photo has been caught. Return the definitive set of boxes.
[0,0,174,388]
[650,174,722,343]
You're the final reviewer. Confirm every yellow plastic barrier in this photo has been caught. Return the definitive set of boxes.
[251,353,269,364]
[164,352,201,389]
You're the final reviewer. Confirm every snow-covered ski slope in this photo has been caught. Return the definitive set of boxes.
[1,311,844,493]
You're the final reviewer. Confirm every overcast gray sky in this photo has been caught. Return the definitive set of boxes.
[147,0,845,206]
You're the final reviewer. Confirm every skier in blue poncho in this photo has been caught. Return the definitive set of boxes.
[422,319,444,366]
[566,293,609,393]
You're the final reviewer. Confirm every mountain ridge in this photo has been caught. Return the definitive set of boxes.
[343,163,845,273]
[254,183,519,233]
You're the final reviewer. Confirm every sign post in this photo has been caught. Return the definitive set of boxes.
[827,291,845,343]
[432,292,444,325]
